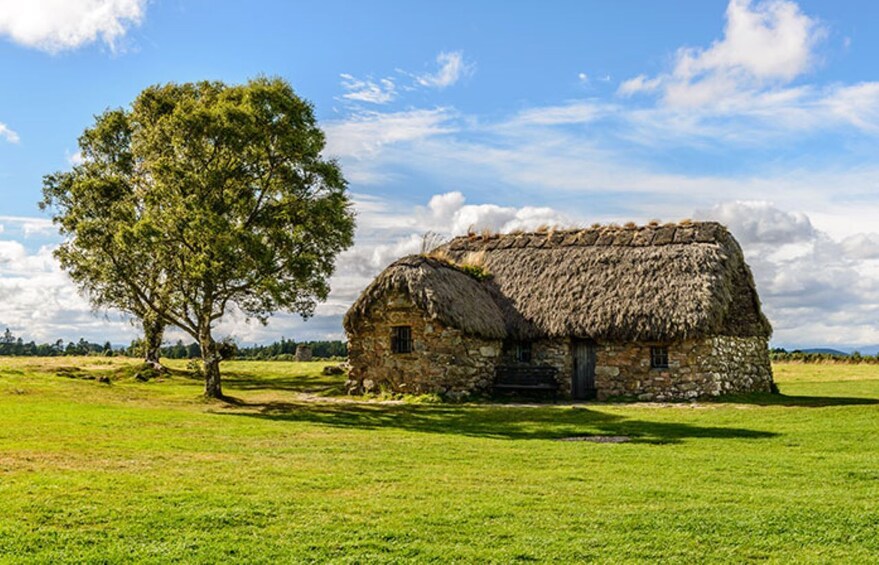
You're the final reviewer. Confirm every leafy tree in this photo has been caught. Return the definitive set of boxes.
[41,107,169,369]
[43,78,354,397]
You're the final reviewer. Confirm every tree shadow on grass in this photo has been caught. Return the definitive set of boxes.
[714,392,879,407]
[216,401,777,444]
[221,373,342,394]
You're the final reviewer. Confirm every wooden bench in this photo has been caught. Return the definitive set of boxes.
[493,365,559,402]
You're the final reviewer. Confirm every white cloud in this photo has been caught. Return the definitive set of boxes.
[0,0,146,53]
[599,1,879,141]
[675,0,821,81]
[509,101,608,127]
[820,82,879,133]
[694,200,815,245]
[0,123,19,144]
[695,201,879,347]
[840,233,879,260]
[0,216,55,238]
[0,239,136,343]
[416,51,474,89]
[339,73,397,105]
[618,74,662,97]
[323,108,458,183]
[423,191,570,235]
[621,0,825,107]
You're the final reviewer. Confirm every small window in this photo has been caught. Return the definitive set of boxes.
[514,342,532,363]
[391,326,412,354]
[650,346,669,369]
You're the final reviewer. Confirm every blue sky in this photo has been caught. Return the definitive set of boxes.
[1,0,878,350]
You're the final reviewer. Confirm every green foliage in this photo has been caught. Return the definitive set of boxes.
[457,263,491,281]
[41,78,355,397]
[1,358,878,561]
[40,108,168,362]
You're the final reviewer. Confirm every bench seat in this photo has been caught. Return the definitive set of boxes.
[493,365,559,401]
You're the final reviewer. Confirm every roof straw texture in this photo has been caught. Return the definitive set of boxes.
[345,222,772,342]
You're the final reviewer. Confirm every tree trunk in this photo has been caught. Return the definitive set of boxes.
[199,328,223,399]
[142,311,165,370]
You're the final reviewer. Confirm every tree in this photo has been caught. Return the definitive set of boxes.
[41,107,169,369]
[43,78,355,398]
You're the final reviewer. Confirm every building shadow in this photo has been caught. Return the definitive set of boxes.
[215,401,777,444]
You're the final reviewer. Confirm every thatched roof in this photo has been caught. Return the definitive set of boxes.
[344,255,509,339]
[345,222,772,342]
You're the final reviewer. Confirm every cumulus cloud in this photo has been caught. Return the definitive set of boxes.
[0,239,136,343]
[694,200,815,245]
[606,0,879,138]
[621,0,825,106]
[0,0,146,53]
[339,73,397,105]
[696,201,879,347]
[840,233,879,260]
[0,122,19,143]
[422,191,570,235]
[631,11,879,148]
[415,51,474,89]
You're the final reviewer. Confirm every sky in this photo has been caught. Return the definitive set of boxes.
[1,0,878,350]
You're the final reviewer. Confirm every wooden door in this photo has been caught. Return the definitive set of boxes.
[572,340,597,400]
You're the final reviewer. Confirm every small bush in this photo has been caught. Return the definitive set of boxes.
[186,359,203,376]
[458,264,491,281]
[404,393,444,404]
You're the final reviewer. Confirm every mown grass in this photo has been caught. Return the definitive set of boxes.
[1,358,877,563]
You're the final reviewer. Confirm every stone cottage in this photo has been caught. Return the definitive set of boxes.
[344,221,774,401]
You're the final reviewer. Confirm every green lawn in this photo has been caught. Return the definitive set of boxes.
[1,358,877,563]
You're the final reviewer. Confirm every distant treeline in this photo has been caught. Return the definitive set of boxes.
[159,337,347,360]
[0,329,346,360]
[0,329,112,357]
[770,348,879,364]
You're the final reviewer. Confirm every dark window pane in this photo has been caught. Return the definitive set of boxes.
[391,326,412,354]
[515,342,532,363]
[650,346,669,369]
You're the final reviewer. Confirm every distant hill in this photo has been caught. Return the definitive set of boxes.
[798,348,849,356]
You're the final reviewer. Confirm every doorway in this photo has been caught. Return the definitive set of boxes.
[572,340,597,400]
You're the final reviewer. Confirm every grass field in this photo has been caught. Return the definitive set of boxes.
[1,358,878,563]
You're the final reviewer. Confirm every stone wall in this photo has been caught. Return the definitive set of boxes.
[294,344,312,362]
[347,289,774,402]
[532,339,573,395]
[346,291,502,397]
[594,336,773,401]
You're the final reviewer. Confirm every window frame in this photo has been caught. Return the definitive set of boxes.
[650,345,669,369]
[514,342,532,363]
[391,325,413,354]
